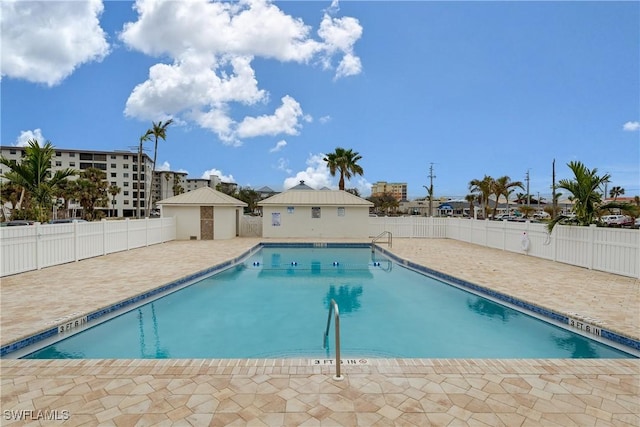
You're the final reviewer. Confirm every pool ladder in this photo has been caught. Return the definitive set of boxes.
[323,299,344,381]
[371,231,392,251]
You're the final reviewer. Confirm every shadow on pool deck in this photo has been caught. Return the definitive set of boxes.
[1,238,639,426]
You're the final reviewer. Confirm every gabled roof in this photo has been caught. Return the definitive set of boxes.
[157,187,247,206]
[288,181,315,190]
[258,190,373,206]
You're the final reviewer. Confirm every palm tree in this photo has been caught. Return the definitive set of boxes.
[609,186,625,202]
[323,147,364,190]
[172,173,184,196]
[0,139,76,222]
[137,132,152,218]
[143,119,173,214]
[468,175,494,219]
[108,184,121,217]
[547,161,610,231]
[491,175,524,219]
[464,193,478,218]
[75,167,109,221]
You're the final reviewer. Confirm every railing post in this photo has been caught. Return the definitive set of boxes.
[323,299,344,381]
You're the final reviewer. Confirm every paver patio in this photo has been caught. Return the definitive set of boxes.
[1,238,638,426]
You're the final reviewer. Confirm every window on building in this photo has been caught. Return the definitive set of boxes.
[55,161,62,167]
[337,207,345,217]
[79,153,92,160]
[123,191,129,196]
[110,155,116,159]
[55,151,61,157]
[133,165,138,172]
[124,200,129,205]
[111,163,116,168]
[111,173,117,178]
[79,162,92,170]
[111,181,116,186]
[123,182,129,187]
[123,155,129,160]
[312,207,321,218]
[69,153,75,157]
[123,173,129,178]
[69,162,75,167]
[94,154,106,161]
[123,164,129,169]
[9,149,16,155]
[94,163,107,170]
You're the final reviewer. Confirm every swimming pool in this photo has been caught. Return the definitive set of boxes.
[20,245,636,359]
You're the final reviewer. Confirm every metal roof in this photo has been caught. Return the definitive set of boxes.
[258,190,373,206]
[157,187,247,206]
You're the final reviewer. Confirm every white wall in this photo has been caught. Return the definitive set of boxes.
[262,205,370,238]
[162,205,240,240]
[214,207,240,239]
[163,206,200,240]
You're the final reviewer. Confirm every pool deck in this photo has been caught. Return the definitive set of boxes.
[1,238,638,426]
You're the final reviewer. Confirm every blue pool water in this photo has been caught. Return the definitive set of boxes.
[24,247,633,359]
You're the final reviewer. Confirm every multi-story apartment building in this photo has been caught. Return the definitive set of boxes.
[0,146,154,218]
[370,181,408,201]
[151,172,239,205]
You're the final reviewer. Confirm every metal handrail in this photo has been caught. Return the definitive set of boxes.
[371,231,392,249]
[323,299,343,381]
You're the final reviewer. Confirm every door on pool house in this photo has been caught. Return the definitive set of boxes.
[200,206,214,240]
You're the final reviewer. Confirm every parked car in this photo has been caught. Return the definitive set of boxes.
[48,218,87,224]
[0,220,34,227]
[601,215,633,226]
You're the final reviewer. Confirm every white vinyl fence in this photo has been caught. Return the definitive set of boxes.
[369,217,639,279]
[1,218,176,277]
[2,215,637,279]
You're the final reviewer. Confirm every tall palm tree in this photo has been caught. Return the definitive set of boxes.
[323,147,364,190]
[0,139,76,222]
[137,132,152,218]
[491,175,524,219]
[108,184,121,217]
[464,193,478,218]
[143,119,173,214]
[468,175,494,219]
[609,186,625,202]
[548,161,610,231]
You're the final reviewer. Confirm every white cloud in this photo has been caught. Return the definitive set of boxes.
[318,115,332,124]
[1,0,109,87]
[201,168,235,183]
[120,0,362,144]
[270,140,287,153]
[237,96,304,138]
[155,161,188,174]
[276,157,292,174]
[156,161,172,172]
[283,153,335,190]
[15,129,46,147]
[622,121,640,132]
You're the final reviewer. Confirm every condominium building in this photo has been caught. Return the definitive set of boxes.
[0,146,153,218]
[370,181,408,201]
[152,173,239,205]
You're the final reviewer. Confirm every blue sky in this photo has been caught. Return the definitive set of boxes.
[2,0,639,199]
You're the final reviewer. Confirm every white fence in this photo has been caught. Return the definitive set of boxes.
[2,216,637,279]
[1,218,176,277]
[369,217,639,279]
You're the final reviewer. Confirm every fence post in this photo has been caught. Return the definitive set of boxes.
[126,218,130,250]
[35,222,41,270]
[102,219,107,255]
[588,224,596,270]
[74,220,79,262]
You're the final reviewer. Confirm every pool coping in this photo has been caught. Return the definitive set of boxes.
[2,241,638,358]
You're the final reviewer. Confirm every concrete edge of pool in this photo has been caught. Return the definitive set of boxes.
[2,242,638,359]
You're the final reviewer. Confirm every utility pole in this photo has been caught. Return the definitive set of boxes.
[552,159,557,219]
[423,163,436,217]
[525,169,531,207]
